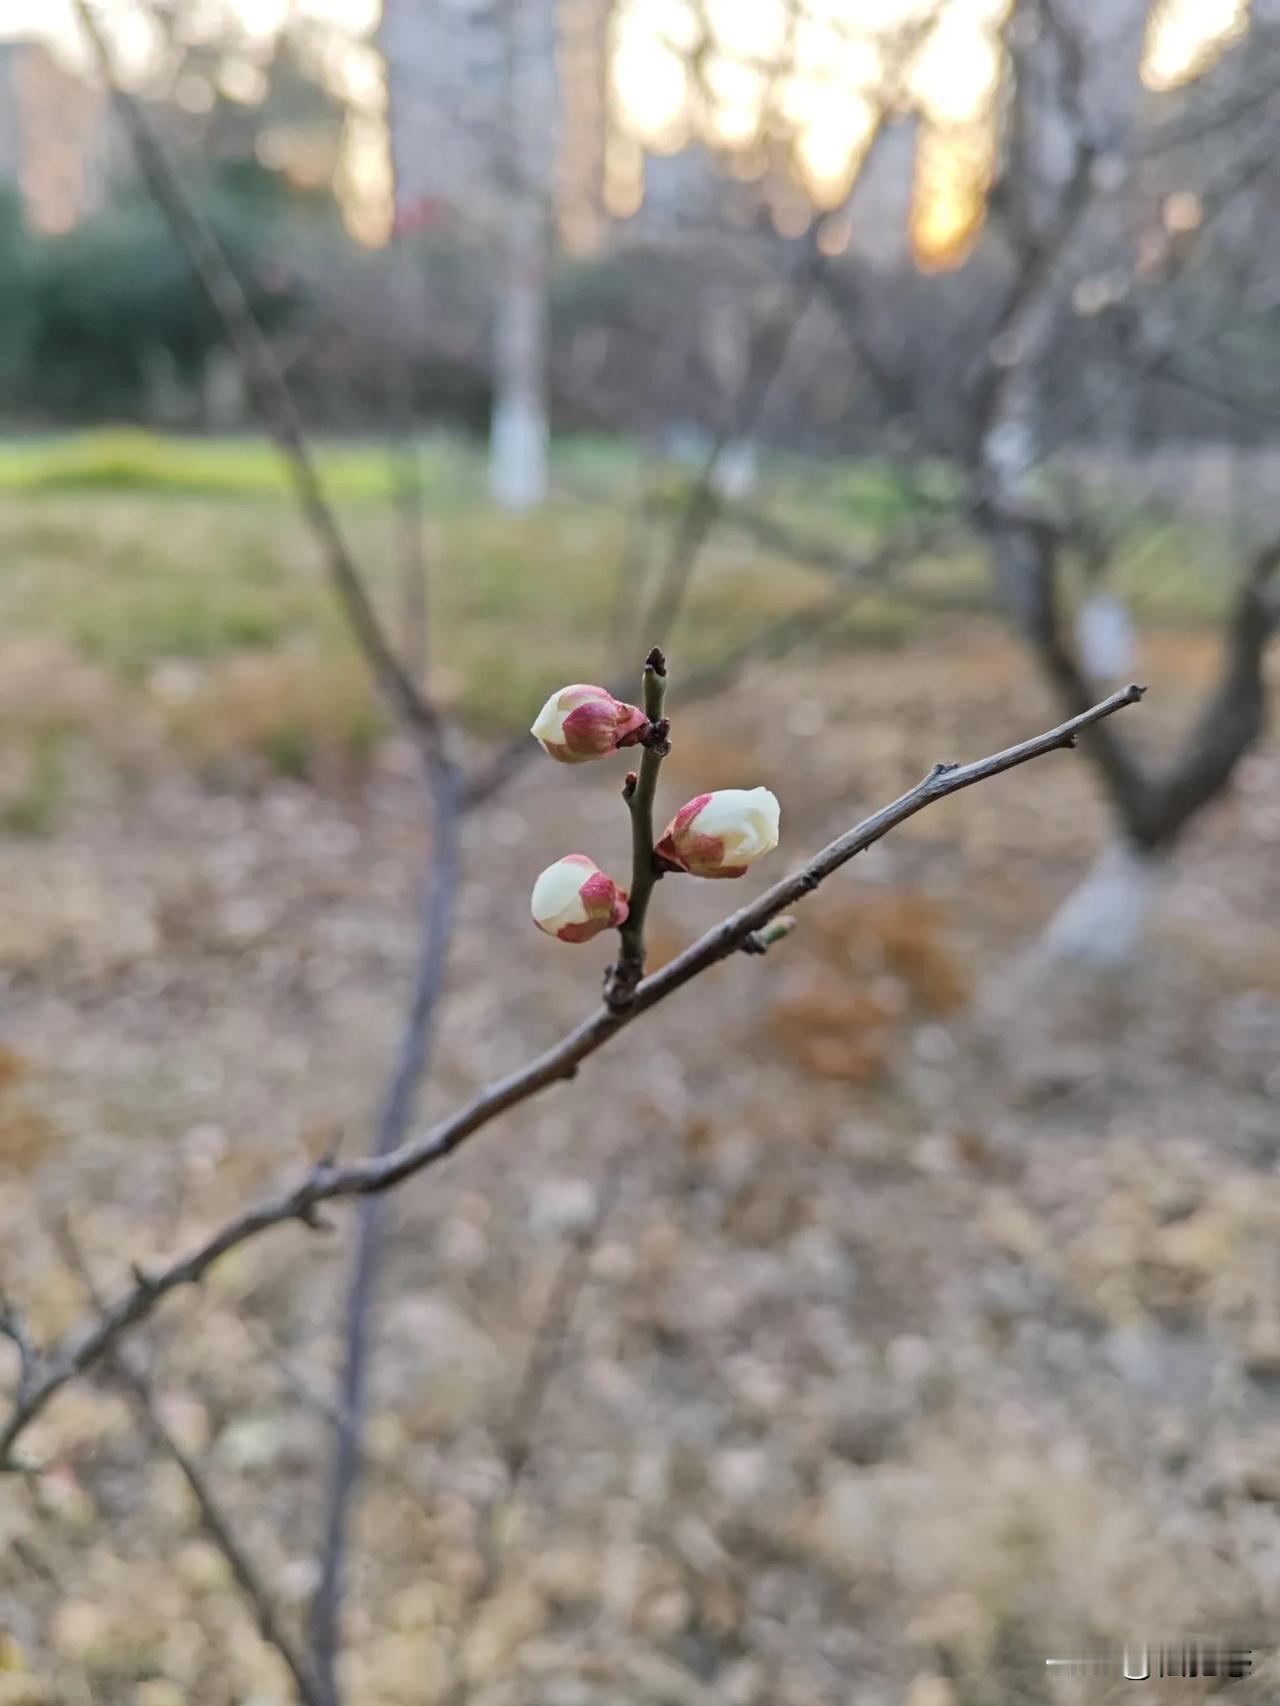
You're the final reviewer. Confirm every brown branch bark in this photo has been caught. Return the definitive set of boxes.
[0,683,1143,1474]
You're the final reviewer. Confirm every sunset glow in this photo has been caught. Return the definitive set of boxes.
[0,0,1260,256]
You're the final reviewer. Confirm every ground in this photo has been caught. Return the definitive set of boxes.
[0,450,1278,1705]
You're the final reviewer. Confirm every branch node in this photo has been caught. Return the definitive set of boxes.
[639,717,671,756]
[622,771,638,801]
[602,966,640,1014]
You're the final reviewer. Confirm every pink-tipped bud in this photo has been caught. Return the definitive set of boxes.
[530,684,648,763]
[656,786,781,879]
[531,855,629,942]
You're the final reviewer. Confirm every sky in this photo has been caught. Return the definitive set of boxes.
[0,0,1252,257]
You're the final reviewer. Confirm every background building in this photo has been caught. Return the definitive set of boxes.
[0,39,111,232]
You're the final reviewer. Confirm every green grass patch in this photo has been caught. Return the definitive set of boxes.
[0,429,487,507]
[0,432,1244,782]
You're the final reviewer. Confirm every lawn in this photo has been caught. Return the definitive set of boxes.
[0,428,1241,806]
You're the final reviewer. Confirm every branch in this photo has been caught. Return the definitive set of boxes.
[638,224,827,652]
[51,1219,323,1706]
[71,0,445,769]
[466,502,933,815]
[73,9,469,1687]
[1143,538,1280,845]
[311,762,464,1704]
[975,498,1154,841]
[605,650,670,1009]
[0,685,1144,1470]
[0,1296,37,1409]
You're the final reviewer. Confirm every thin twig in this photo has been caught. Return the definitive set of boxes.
[0,1296,37,1408]
[71,16,467,1696]
[0,684,1144,1472]
[605,649,671,1010]
[639,229,826,653]
[311,761,463,1704]
[71,0,444,768]
[51,1219,324,1706]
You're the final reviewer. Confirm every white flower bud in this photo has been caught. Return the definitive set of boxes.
[656,787,780,879]
[531,855,629,942]
[530,684,648,763]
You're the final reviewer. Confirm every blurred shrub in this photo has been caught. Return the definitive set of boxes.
[5,167,299,424]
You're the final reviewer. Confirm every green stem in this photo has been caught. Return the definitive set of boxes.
[607,650,669,1008]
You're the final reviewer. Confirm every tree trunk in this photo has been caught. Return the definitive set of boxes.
[490,199,549,511]
[1040,838,1168,968]
[489,0,553,512]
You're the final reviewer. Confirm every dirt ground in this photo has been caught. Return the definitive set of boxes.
[1,621,1279,1705]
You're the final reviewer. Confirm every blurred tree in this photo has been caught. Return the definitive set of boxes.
[21,179,297,421]
[766,0,1280,967]
[145,0,349,201]
[0,188,36,392]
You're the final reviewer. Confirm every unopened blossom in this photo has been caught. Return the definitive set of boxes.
[531,855,629,942]
[530,684,648,763]
[656,787,781,879]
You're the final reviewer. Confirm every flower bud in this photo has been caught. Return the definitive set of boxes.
[656,786,780,879]
[530,683,648,763]
[531,855,629,942]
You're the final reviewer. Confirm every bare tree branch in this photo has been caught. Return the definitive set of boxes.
[638,227,828,653]
[72,0,445,770]
[0,683,1143,1473]
[0,1296,37,1410]
[51,1219,324,1706]
[70,14,470,1696]
[310,762,463,1704]
[1145,539,1280,844]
